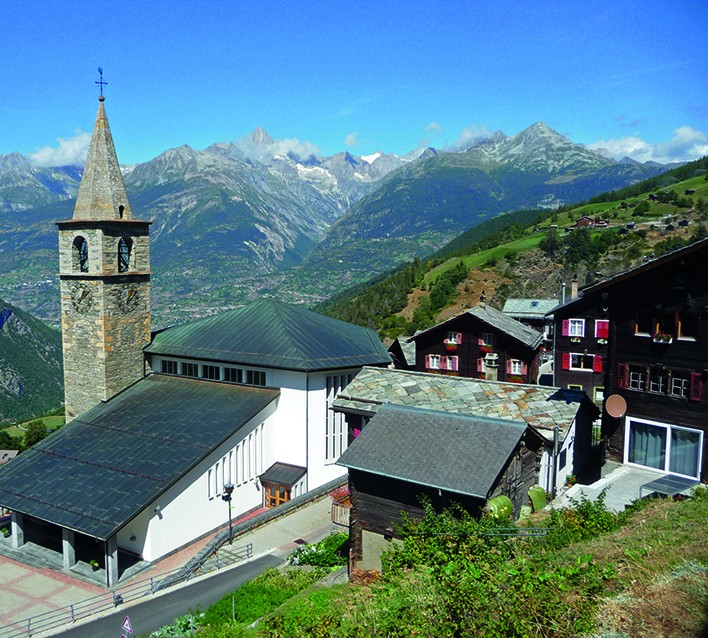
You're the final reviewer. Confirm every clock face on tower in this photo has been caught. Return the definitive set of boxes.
[69,282,94,314]
[118,287,140,311]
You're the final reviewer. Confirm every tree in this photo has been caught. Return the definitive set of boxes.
[24,420,48,448]
[0,430,19,450]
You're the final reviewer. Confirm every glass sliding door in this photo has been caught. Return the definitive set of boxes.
[625,417,702,479]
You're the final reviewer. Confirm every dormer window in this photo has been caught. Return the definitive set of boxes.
[118,238,132,273]
[73,236,89,273]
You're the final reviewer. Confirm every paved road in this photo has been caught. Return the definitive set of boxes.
[55,553,283,637]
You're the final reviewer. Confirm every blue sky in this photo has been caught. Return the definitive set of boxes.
[3,0,707,166]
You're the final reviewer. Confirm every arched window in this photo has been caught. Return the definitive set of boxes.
[118,237,132,273]
[73,236,89,273]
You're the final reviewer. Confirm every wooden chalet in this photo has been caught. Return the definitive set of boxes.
[550,239,708,481]
[408,303,543,384]
[333,367,600,568]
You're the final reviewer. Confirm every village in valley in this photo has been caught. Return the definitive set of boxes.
[1,2,707,635]
[0,90,705,637]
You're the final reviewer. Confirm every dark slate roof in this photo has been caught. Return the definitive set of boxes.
[337,404,526,499]
[333,367,596,439]
[502,298,557,320]
[410,304,542,350]
[146,299,391,372]
[259,462,307,487]
[0,375,278,539]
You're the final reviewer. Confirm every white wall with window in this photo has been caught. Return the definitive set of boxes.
[624,416,702,479]
[119,400,277,562]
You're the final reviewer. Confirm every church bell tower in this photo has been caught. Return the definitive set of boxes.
[58,93,151,421]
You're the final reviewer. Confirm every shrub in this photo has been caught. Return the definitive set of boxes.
[288,532,348,569]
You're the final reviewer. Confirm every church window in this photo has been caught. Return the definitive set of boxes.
[73,236,89,273]
[246,370,266,386]
[181,362,199,377]
[118,237,132,272]
[161,359,178,374]
[325,374,353,463]
[224,367,242,383]
[201,364,220,380]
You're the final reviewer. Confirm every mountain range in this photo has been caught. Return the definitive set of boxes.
[0,123,672,324]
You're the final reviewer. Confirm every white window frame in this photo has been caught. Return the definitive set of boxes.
[429,354,440,370]
[569,353,594,371]
[509,359,522,375]
[568,319,585,337]
[671,371,690,398]
[481,333,495,346]
[446,331,459,345]
[624,416,703,479]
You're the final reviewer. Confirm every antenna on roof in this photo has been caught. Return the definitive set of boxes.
[95,67,108,97]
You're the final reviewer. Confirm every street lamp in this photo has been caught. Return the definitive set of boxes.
[222,483,234,544]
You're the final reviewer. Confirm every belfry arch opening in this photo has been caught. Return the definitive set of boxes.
[118,237,133,273]
[73,236,89,273]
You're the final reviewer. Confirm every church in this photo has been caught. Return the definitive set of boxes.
[0,95,390,586]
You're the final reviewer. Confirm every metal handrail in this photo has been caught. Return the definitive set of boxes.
[0,542,252,638]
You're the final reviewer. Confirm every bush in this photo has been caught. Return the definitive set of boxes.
[288,532,348,569]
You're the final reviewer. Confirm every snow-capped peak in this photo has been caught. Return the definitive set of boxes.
[360,151,383,164]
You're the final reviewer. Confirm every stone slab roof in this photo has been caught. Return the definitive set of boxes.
[410,304,542,350]
[338,404,526,499]
[333,367,595,439]
[502,298,557,320]
[147,299,391,372]
[0,375,279,539]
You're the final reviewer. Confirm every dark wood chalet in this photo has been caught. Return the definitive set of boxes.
[552,239,708,481]
[408,304,543,384]
[337,404,545,569]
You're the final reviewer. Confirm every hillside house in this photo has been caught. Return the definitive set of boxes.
[550,239,708,481]
[502,298,557,346]
[408,304,543,384]
[333,367,599,569]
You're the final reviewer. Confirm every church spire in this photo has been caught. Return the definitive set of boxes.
[72,96,133,221]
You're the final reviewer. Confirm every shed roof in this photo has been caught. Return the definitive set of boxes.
[146,299,391,372]
[410,304,542,350]
[259,462,307,487]
[0,375,278,539]
[333,367,595,438]
[338,404,526,499]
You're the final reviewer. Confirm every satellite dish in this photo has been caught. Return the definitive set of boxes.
[605,394,627,418]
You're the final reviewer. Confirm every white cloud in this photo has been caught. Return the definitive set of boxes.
[589,126,708,163]
[452,124,492,149]
[344,132,358,147]
[233,133,320,164]
[425,121,443,134]
[28,131,91,167]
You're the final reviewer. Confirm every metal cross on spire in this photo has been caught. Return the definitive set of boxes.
[95,67,108,97]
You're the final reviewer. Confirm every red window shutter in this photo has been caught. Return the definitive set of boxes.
[562,319,570,337]
[440,357,448,371]
[593,355,603,373]
[478,336,485,346]
[451,356,458,371]
[596,320,609,339]
[506,359,513,374]
[456,332,462,344]
[562,353,570,370]
[690,373,703,402]
[617,363,628,390]
[425,354,431,369]
[477,358,484,373]
[521,362,528,376]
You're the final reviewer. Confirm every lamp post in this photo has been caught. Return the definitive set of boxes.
[222,483,234,544]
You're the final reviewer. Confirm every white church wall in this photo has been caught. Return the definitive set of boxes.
[138,400,277,562]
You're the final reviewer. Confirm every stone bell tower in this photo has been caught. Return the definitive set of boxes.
[57,93,151,421]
